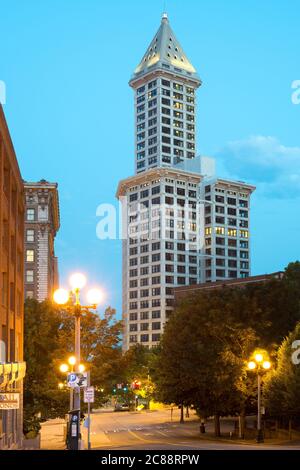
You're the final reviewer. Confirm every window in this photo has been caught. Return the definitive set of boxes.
[26,270,34,283]
[140,323,149,331]
[152,334,161,342]
[216,270,225,277]
[130,335,137,343]
[152,322,161,330]
[173,82,183,91]
[227,197,236,205]
[26,290,34,299]
[130,324,138,332]
[129,193,138,202]
[165,241,174,250]
[152,288,161,296]
[239,200,248,208]
[129,302,138,310]
[26,208,35,221]
[26,229,35,242]
[240,230,249,238]
[152,311,161,319]
[26,250,34,262]
[141,312,149,320]
[152,276,160,285]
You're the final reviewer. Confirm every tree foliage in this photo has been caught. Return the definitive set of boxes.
[23,300,122,432]
[152,261,300,433]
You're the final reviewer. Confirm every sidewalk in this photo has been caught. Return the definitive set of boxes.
[40,419,66,450]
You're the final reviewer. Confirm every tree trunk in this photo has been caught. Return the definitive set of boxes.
[185,406,189,418]
[239,409,245,439]
[180,404,184,424]
[214,414,221,437]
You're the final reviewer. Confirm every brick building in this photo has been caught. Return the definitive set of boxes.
[0,105,26,449]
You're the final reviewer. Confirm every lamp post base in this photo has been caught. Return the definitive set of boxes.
[256,429,264,443]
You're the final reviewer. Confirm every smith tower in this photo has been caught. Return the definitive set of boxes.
[130,13,201,173]
[117,14,255,351]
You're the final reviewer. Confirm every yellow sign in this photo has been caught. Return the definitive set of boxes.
[0,393,20,410]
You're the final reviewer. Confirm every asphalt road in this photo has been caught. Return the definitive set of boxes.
[80,409,299,451]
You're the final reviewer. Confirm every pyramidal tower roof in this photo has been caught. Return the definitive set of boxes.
[130,13,201,85]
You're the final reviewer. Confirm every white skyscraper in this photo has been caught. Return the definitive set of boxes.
[117,14,255,351]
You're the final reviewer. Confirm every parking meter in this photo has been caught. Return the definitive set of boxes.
[67,409,81,450]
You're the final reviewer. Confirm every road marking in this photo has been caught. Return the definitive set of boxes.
[127,430,149,442]
[156,430,169,437]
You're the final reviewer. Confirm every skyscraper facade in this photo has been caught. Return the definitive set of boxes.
[117,14,255,351]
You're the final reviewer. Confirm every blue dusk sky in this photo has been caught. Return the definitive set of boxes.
[0,0,299,317]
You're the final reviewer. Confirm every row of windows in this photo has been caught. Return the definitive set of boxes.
[205,227,249,238]
[136,108,195,124]
[136,101,195,115]
[205,238,249,249]
[206,270,250,279]
[129,322,161,332]
[137,90,195,105]
[205,259,249,269]
[137,120,195,134]
[205,206,248,217]
[205,218,249,228]
[137,81,195,95]
[129,311,161,320]
[205,248,249,258]
[129,334,161,343]
[137,139,195,152]
[205,195,248,207]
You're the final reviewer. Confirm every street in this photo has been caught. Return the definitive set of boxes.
[41,408,300,451]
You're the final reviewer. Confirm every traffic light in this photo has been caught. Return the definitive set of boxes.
[131,380,141,390]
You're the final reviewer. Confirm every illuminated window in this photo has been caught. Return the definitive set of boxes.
[240,230,249,238]
[26,250,34,262]
[215,227,225,235]
[228,229,237,237]
[173,101,183,110]
[205,227,212,235]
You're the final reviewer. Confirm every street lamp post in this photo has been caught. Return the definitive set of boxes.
[248,352,271,443]
[54,273,103,450]
[59,356,82,415]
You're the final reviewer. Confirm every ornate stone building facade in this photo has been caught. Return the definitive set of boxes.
[0,105,26,449]
[24,181,60,302]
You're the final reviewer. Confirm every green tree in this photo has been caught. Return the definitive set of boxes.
[23,299,67,434]
[24,300,122,429]
[264,321,300,417]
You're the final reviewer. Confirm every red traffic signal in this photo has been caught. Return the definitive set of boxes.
[131,380,141,390]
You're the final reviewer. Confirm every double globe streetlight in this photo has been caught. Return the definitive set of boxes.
[247,351,271,443]
[53,273,103,450]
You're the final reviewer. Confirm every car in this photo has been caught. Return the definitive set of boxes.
[114,403,130,412]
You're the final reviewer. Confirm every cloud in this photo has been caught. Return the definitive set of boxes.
[215,136,300,198]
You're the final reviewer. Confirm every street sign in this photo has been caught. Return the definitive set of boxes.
[84,386,95,403]
[0,393,20,410]
[67,372,88,388]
